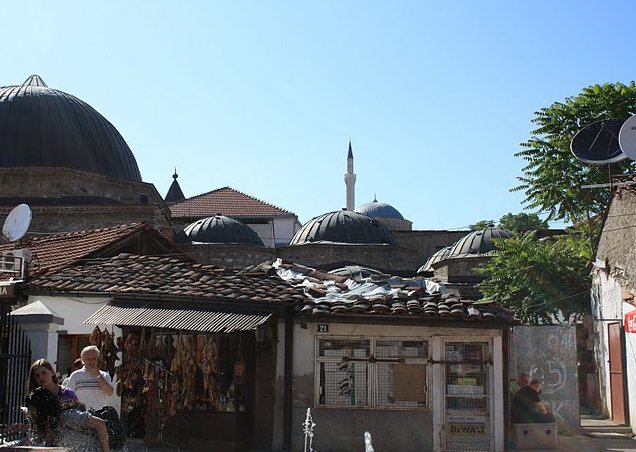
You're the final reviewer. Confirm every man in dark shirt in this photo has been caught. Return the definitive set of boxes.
[512,379,555,423]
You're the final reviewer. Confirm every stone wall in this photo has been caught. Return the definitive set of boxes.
[511,325,579,428]
[0,167,170,233]
[277,243,421,274]
[394,229,468,264]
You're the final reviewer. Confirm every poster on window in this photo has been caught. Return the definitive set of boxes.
[446,415,490,450]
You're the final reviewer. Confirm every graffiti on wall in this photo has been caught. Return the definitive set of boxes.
[512,326,579,427]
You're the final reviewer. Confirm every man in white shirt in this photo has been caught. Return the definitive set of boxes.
[66,345,114,410]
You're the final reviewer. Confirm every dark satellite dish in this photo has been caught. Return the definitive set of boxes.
[570,119,627,164]
[619,114,636,161]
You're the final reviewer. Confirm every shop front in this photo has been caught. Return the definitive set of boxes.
[85,302,276,451]
[282,321,506,452]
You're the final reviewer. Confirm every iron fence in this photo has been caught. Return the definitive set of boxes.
[0,301,31,445]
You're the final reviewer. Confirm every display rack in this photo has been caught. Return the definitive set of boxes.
[144,359,180,452]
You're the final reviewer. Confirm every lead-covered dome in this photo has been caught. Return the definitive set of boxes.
[290,209,398,246]
[417,246,453,274]
[448,225,513,258]
[181,215,264,246]
[355,199,404,220]
[0,75,142,181]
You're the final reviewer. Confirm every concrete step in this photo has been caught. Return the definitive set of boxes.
[579,414,634,439]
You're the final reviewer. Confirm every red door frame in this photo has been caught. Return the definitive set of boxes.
[607,322,627,424]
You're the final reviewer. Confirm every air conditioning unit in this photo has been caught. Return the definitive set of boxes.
[1,249,32,275]
[1,251,16,272]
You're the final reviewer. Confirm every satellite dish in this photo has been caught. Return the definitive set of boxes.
[619,114,636,161]
[571,119,627,164]
[2,204,32,242]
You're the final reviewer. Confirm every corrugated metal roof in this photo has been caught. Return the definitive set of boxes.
[84,304,271,333]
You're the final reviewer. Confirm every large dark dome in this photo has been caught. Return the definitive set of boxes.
[289,209,398,246]
[0,75,142,181]
[181,215,264,246]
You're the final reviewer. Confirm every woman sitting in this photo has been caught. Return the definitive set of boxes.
[28,358,78,403]
[27,387,109,452]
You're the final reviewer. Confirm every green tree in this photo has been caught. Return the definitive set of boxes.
[498,212,548,233]
[470,220,495,230]
[514,82,636,224]
[477,230,591,324]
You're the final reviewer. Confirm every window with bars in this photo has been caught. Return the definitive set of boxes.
[316,337,429,409]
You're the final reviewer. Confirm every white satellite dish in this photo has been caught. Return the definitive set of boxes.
[619,114,636,161]
[2,204,32,242]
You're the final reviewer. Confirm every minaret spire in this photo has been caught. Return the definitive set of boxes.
[344,139,356,210]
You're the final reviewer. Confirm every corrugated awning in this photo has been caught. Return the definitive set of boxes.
[84,304,271,333]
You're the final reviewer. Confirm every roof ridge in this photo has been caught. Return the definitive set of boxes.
[224,186,294,215]
[169,186,295,216]
[26,222,145,243]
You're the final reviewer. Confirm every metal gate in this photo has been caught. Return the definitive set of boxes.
[0,301,31,445]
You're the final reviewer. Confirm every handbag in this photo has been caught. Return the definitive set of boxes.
[90,406,126,451]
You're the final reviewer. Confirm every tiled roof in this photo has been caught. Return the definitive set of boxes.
[0,223,179,277]
[169,187,295,218]
[26,253,307,305]
[267,260,516,324]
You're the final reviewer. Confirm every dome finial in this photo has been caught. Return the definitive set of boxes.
[373,193,377,202]
[21,75,48,88]
[173,167,178,180]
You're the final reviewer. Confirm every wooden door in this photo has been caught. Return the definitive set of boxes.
[608,322,626,424]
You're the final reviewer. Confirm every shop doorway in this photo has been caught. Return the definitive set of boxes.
[442,340,494,451]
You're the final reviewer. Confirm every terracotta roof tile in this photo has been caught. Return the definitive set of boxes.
[0,223,184,278]
[26,253,306,305]
[169,186,295,218]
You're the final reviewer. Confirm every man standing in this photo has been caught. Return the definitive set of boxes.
[512,379,555,423]
[66,345,114,410]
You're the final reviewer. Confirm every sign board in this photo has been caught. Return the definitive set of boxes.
[625,310,636,333]
[317,323,329,333]
[446,415,490,450]
[0,283,14,298]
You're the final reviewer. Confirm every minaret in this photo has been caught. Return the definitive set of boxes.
[344,139,356,210]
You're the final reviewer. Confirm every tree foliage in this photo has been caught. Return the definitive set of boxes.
[514,82,636,224]
[498,212,547,233]
[470,212,546,233]
[470,220,495,230]
[477,230,591,325]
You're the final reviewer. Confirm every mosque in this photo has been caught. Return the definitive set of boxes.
[0,74,507,283]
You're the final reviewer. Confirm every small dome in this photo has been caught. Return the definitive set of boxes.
[182,215,264,246]
[290,209,398,246]
[0,75,141,181]
[448,225,513,258]
[417,246,453,274]
[355,199,404,220]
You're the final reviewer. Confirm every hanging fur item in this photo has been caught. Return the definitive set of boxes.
[89,325,102,346]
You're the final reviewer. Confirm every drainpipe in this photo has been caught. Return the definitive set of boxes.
[503,328,510,449]
[283,310,294,450]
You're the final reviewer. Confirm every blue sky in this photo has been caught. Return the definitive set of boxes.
[3,1,636,229]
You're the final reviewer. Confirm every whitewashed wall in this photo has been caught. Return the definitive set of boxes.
[26,295,122,413]
[591,271,636,433]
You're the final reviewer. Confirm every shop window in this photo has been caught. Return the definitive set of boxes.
[316,337,428,409]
